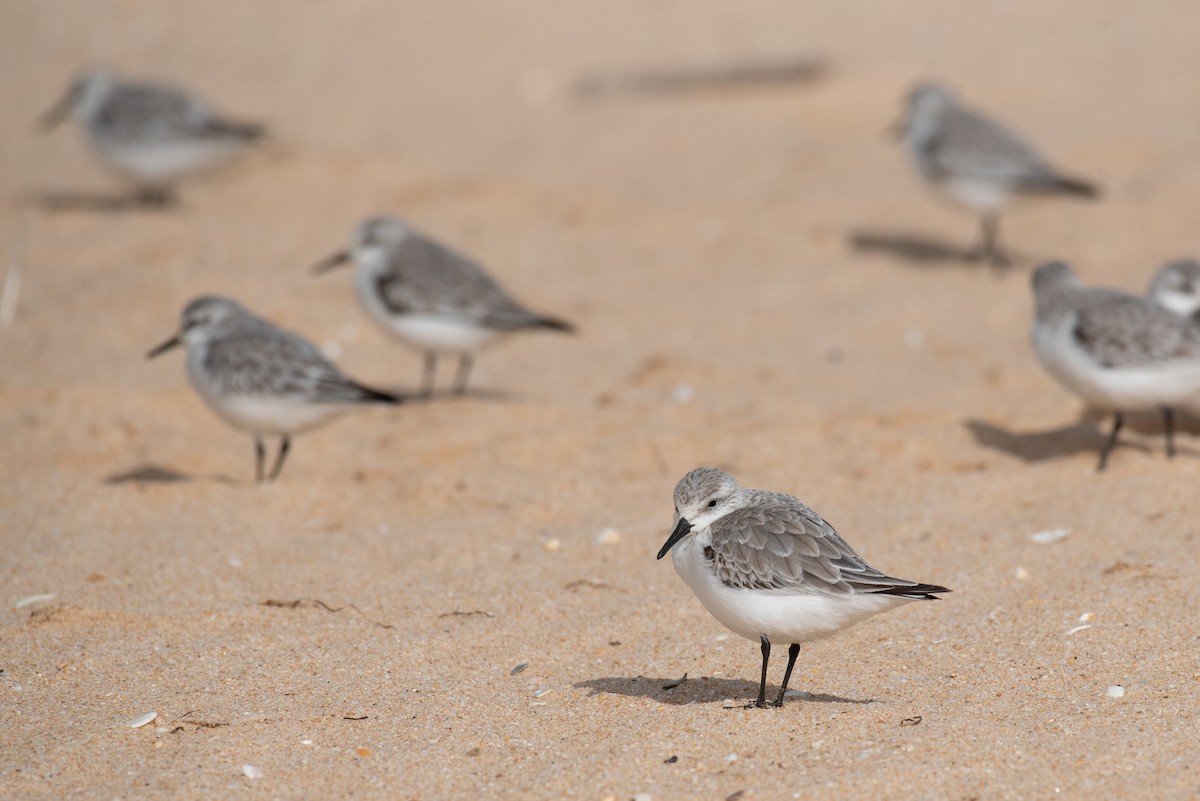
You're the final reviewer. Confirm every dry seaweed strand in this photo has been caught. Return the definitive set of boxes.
[262,598,394,629]
[437,609,494,619]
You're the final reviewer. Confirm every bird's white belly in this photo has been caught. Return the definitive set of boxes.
[384,314,500,353]
[207,395,343,435]
[938,176,1012,213]
[1033,318,1200,411]
[186,360,342,435]
[93,136,242,183]
[671,534,902,645]
[354,273,499,354]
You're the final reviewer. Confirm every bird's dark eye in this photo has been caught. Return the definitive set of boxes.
[707,500,717,508]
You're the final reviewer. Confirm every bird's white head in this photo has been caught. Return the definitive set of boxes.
[353,215,411,253]
[1030,261,1081,321]
[658,467,743,559]
[897,80,957,143]
[146,295,245,359]
[1147,258,1200,318]
[39,68,118,131]
[312,215,411,277]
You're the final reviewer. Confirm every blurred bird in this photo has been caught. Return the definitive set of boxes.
[1146,258,1200,322]
[147,296,400,481]
[657,467,948,709]
[897,82,1098,266]
[313,216,574,397]
[1030,261,1200,470]
[39,68,266,205]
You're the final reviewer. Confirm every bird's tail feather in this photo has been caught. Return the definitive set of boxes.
[1050,174,1099,199]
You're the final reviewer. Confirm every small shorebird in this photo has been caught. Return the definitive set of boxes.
[897,81,1098,266]
[147,296,400,481]
[39,68,265,205]
[313,215,573,396]
[657,467,948,709]
[1031,261,1200,470]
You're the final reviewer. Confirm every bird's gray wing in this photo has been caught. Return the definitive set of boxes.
[101,82,259,143]
[1073,295,1200,368]
[706,493,922,596]
[374,233,548,329]
[924,105,1058,188]
[203,325,385,403]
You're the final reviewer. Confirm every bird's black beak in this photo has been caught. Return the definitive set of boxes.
[146,334,181,360]
[36,92,73,133]
[311,250,351,275]
[657,518,692,560]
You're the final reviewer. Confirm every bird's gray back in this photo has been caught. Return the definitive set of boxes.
[91,81,221,143]
[921,103,1055,187]
[705,490,920,596]
[1072,294,1200,368]
[200,318,368,402]
[375,233,546,329]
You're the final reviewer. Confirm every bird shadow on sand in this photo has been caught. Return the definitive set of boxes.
[103,463,239,486]
[574,676,875,707]
[847,227,1019,269]
[964,411,1197,463]
[24,188,180,213]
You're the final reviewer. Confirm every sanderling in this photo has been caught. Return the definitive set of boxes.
[897,81,1098,266]
[147,296,400,481]
[39,68,265,205]
[1031,261,1200,470]
[657,468,948,709]
[312,215,574,396]
[1146,258,1200,321]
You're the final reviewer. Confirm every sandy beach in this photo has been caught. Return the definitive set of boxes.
[4,2,1200,798]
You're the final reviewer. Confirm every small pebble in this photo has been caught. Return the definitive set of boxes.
[542,538,561,553]
[533,687,552,698]
[1065,624,1092,636]
[511,662,529,676]
[1014,566,1030,581]
[1078,612,1094,622]
[725,753,738,763]
[595,528,621,546]
[241,764,263,780]
[128,711,157,728]
[1030,529,1070,545]
[1106,685,1125,698]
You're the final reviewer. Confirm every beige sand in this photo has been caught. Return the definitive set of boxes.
[4,2,1200,798]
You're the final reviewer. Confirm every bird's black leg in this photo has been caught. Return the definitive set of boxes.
[1162,407,1176,458]
[420,352,437,398]
[135,186,177,209]
[268,435,291,481]
[978,213,1009,268]
[452,352,474,396]
[1097,412,1124,472]
[755,635,771,709]
[254,436,266,483]
[774,643,802,707]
